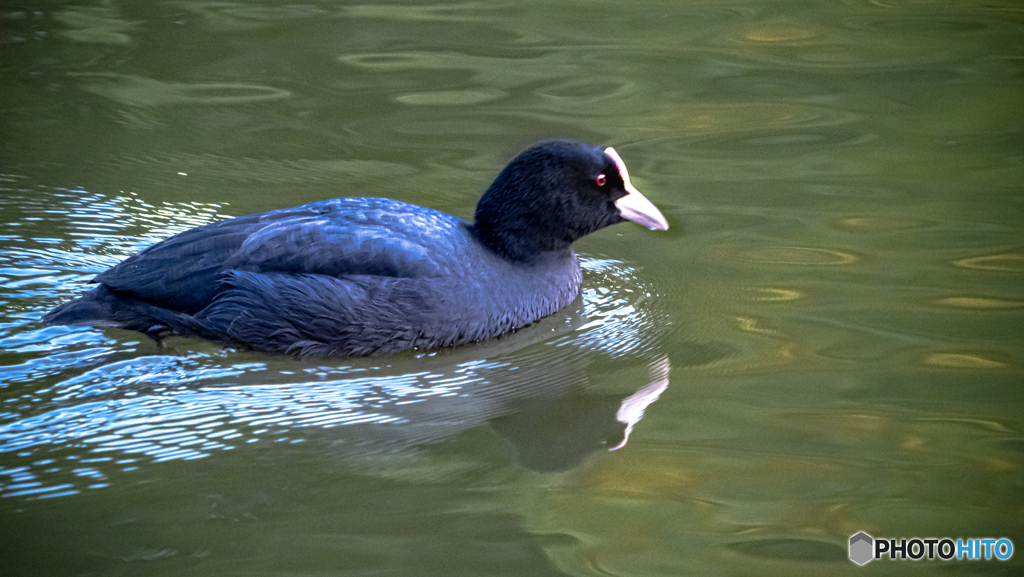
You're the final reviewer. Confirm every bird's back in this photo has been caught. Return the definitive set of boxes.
[46,197,583,354]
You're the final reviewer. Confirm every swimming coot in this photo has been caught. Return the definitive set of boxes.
[45,140,668,355]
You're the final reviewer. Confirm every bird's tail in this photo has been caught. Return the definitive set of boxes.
[44,284,218,342]
[44,284,127,327]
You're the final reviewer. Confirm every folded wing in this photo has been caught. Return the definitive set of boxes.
[93,198,467,313]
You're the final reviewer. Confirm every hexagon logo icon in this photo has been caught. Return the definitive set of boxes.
[849,532,874,565]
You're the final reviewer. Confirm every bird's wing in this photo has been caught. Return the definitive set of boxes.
[224,198,466,279]
[93,209,276,313]
[94,198,468,313]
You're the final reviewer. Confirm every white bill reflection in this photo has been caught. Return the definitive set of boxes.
[610,355,670,451]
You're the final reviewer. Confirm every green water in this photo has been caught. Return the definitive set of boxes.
[2,1,1022,575]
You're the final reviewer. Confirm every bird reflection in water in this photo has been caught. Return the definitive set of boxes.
[610,356,669,451]
[0,350,672,497]
[489,355,669,472]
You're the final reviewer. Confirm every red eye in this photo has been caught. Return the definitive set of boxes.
[596,174,606,186]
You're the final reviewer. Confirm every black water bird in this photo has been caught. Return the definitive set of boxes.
[45,140,669,355]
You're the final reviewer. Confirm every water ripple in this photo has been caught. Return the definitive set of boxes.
[72,73,292,106]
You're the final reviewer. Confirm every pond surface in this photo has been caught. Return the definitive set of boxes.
[2,1,1023,575]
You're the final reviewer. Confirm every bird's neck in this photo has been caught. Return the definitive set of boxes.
[468,222,573,264]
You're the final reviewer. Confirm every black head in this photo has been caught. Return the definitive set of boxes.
[472,140,667,262]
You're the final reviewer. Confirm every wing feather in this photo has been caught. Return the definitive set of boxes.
[92,198,469,313]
